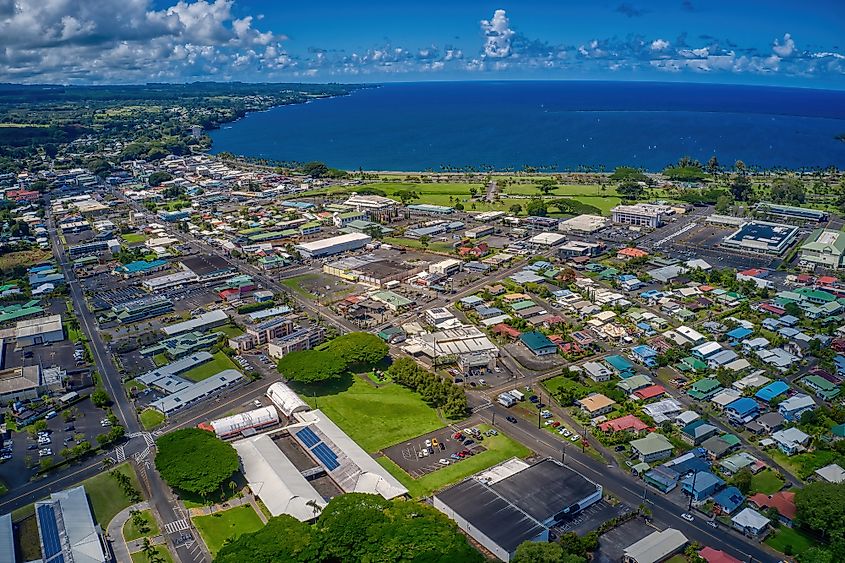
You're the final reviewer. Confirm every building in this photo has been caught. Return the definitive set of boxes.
[112,295,173,323]
[332,210,366,228]
[295,232,372,259]
[699,547,742,563]
[755,202,827,223]
[135,352,212,392]
[802,374,841,400]
[407,203,454,215]
[15,315,64,347]
[67,238,120,258]
[799,229,845,269]
[630,433,674,462]
[198,406,279,439]
[265,381,310,418]
[558,214,608,233]
[771,427,811,455]
[429,258,462,276]
[233,434,327,521]
[0,513,14,563]
[731,507,770,537]
[622,528,688,563]
[778,393,816,421]
[682,471,724,501]
[433,459,602,562]
[150,369,243,415]
[519,331,558,356]
[465,225,494,239]
[161,309,228,337]
[35,485,109,563]
[576,393,616,417]
[748,491,796,527]
[721,221,799,255]
[267,326,325,360]
[611,204,670,228]
[814,463,845,483]
[343,194,398,215]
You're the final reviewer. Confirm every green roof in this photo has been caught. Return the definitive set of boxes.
[721,434,741,447]
[511,300,536,311]
[630,433,673,455]
[801,229,845,254]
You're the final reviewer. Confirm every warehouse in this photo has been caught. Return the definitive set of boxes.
[433,458,602,562]
[558,214,608,233]
[721,221,799,255]
[150,369,243,415]
[162,309,229,336]
[528,232,566,247]
[15,315,64,347]
[266,381,310,418]
[199,406,279,439]
[233,434,327,521]
[295,232,372,259]
[622,528,688,563]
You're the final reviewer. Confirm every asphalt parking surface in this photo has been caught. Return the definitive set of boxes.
[382,425,488,478]
[552,498,633,536]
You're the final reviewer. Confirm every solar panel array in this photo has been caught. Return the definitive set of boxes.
[37,504,65,563]
[295,427,340,471]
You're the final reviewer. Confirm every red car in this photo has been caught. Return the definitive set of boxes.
[457,451,467,458]
[551,421,561,428]
[453,432,463,440]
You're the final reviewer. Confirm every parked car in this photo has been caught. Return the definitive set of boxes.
[438,459,450,466]
[464,439,475,447]
[506,416,518,423]
[551,422,561,428]
[570,434,580,442]
[38,448,52,457]
[431,438,439,448]
[707,520,718,528]
[453,432,463,440]
[450,453,460,461]
[615,445,626,452]
[681,513,694,522]
[529,395,539,403]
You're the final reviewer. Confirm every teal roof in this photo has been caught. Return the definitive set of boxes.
[519,331,556,351]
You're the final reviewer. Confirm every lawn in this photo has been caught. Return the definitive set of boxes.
[123,509,160,541]
[750,469,785,495]
[85,463,143,526]
[152,353,169,367]
[139,408,165,430]
[280,274,319,299]
[765,526,818,554]
[192,505,264,556]
[122,233,148,244]
[296,375,444,453]
[131,546,175,563]
[769,448,845,480]
[376,424,532,498]
[213,324,245,338]
[542,375,591,399]
[182,350,240,382]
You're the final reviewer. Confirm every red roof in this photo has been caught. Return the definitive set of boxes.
[818,275,838,285]
[796,273,813,283]
[617,247,648,258]
[739,268,767,277]
[699,547,742,563]
[634,384,666,400]
[759,303,785,315]
[598,414,649,432]
[748,491,796,521]
[493,323,521,339]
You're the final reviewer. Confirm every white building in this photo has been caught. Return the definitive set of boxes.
[295,232,372,259]
[15,315,64,347]
[343,194,398,213]
[623,529,688,563]
[429,258,462,276]
[266,382,311,418]
[611,204,671,228]
[200,406,279,439]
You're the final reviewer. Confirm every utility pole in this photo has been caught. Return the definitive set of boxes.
[492,412,495,426]
[687,471,697,511]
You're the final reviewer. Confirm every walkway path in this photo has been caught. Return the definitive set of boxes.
[185,492,253,518]
[106,501,149,563]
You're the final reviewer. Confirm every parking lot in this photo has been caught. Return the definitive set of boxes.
[0,396,109,490]
[382,425,492,478]
[551,498,633,536]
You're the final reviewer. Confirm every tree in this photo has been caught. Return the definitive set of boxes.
[770,177,806,205]
[513,541,586,563]
[91,389,111,408]
[537,179,557,196]
[468,186,478,197]
[148,171,173,187]
[509,203,522,214]
[734,160,747,175]
[610,166,648,183]
[784,301,803,318]
[215,515,318,563]
[729,175,753,201]
[731,468,753,494]
[525,198,547,217]
[795,482,845,541]
[363,225,383,240]
[300,161,330,178]
[277,349,345,384]
[328,332,388,367]
[155,428,239,497]
[395,190,419,205]
[617,182,645,200]
[707,155,720,179]
[418,235,431,249]
[714,194,733,214]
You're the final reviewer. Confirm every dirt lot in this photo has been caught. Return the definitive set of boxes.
[382,425,487,478]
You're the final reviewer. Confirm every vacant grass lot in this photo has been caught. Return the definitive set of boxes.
[296,375,444,453]
[122,233,148,244]
[131,546,175,563]
[280,273,319,299]
[750,469,785,495]
[542,375,591,399]
[382,236,455,253]
[377,424,531,498]
[139,408,165,430]
[0,248,51,272]
[123,509,160,541]
[192,505,264,556]
[182,350,240,382]
[765,526,818,554]
[213,324,245,338]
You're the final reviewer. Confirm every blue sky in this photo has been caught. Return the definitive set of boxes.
[2,0,844,87]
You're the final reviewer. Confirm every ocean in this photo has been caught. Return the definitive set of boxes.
[209,81,845,172]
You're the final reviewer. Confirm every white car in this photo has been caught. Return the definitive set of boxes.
[253,400,262,408]
[562,429,571,437]
[544,420,554,426]
[424,439,432,448]
[438,459,450,466]
[570,434,580,442]
[422,448,430,457]
[100,419,112,427]
[557,427,567,435]
[39,448,52,457]
[681,513,694,522]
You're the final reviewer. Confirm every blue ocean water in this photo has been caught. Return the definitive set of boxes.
[209,81,845,171]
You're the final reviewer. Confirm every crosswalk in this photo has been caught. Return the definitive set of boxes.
[163,519,190,534]
[143,432,155,448]
[114,445,126,463]
[133,447,151,463]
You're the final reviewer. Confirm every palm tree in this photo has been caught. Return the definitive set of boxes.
[306,499,323,519]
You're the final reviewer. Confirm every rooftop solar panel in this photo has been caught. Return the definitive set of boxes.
[312,443,340,471]
[37,504,63,559]
[296,427,321,448]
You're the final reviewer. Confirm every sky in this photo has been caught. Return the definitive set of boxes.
[0,0,844,88]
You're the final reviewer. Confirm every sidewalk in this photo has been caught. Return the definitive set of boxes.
[106,501,149,563]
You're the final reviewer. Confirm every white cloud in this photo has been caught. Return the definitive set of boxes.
[651,39,669,51]
[773,33,795,57]
[480,9,514,58]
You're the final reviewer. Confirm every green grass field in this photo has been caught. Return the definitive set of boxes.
[182,350,240,382]
[542,375,591,399]
[123,509,160,541]
[192,505,264,556]
[296,375,444,453]
[139,408,165,430]
[85,463,143,526]
[213,324,245,338]
[152,353,169,367]
[750,469,785,495]
[0,248,51,272]
[765,526,818,554]
[376,424,531,498]
[280,274,319,299]
[122,233,148,244]
[131,546,174,563]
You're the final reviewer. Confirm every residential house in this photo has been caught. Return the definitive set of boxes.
[725,398,760,424]
[719,452,763,475]
[681,420,719,445]
[748,492,796,527]
[745,412,785,435]
[519,331,558,356]
[583,361,613,382]
[713,486,745,514]
[755,381,790,403]
[688,378,722,401]
[598,414,649,433]
[631,345,659,367]
[778,394,816,421]
[630,433,674,463]
[682,471,724,501]
[701,436,738,459]
[771,427,811,455]
[802,375,840,400]
[576,394,616,418]
[731,508,770,538]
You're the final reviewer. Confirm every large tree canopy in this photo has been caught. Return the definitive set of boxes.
[277,349,346,384]
[328,332,388,367]
[512,541,586,563]
[795,482,845,540]
[155,428,238,497]
[215,515,318,563]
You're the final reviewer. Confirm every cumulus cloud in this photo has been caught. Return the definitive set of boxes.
[651,39,670,51]
[480,9,515,58]
[773,33,795,57]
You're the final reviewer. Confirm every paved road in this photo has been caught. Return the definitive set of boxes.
[475,401,781,563]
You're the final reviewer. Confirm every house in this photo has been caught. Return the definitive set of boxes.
[681,420,719,445]
[617,375,653,395]
[699,547,742,563]
[583,361,613,382]
[802,374,840,400]
[755,381,790,403]
[617,247,648,260]
[713,486,745,514]
[748,492,796,527]
[598,414,649,433]
[623,528,688,563]
[631,345,659,367]
[745,412,785,435]
[634,385,666,401]
[731,507,770,538]
[701,436,737,459]
[719,452,762,476]
[726,326,754,343]
[519,331,558,356]
[688,378,722,401]
[778,394,816,421]
[604,354,634,376]
[771,427,811,455]
[674,410,700,427]
[576,394,616,418]
[814,463,845,483]
[644,466,680,492]
[630,433,674,462]
[692,341,723,361]
[682,471,724,501]
[725,398,760,424]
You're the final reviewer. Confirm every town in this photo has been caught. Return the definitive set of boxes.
[0,146,842,563]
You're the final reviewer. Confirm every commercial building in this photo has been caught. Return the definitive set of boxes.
[295,232,372,259]
[433,459,602,562]
[0,513,13,563]
[465,225,495,239]
[611,204,671,228]
[799,229,845,269]
[265,381,310,418]
[754,202,827,223]
[232,434,327,521]
[721,221,799,255]
[429,258,462,276]
[528,232,566,247]
[323,255,423,287]
[162,309,228,337]
[35,485,109,563]
[622,528,688,563]
[343,194,398,214]
[15,314,64,347]
[230,316,295,352]
[407,203,454,215]
[67,238,120,258]
[0,366,47,404]
[141,330,221,360]
[112,295,173,323]
[199,406,279,439]
[135,352,212,393]
[519,331,558,356]
[558,214,608,233]
[267,326,325,360]
[150,369,243,415]
[113,259,169,278]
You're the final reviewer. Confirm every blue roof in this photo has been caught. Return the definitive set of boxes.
[667,456,710,476]
[605,354,633,371]
[727,327,753,340]
[755,381,790,402]
[119,259,168,273]
[726,397,759,416]
[682,471,724,493]
[713,486,745,512]
[460,295,484,305]
[519,331,556,351]
[631,345,658,357]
